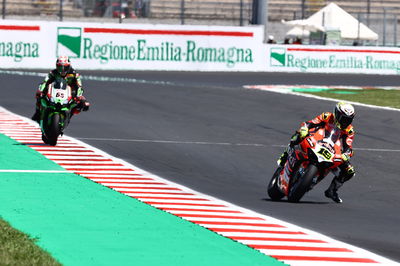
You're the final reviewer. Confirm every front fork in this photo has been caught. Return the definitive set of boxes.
[306,165,335,191]
[40,98,73,129]
[40,108,69,134]
[287,147,320,191]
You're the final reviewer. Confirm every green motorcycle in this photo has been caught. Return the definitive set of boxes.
[39,79,77,146]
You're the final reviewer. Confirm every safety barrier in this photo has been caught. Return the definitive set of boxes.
[1,20,400,74]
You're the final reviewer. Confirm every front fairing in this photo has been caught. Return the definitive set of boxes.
[39,79,74,132]
[42,80,74,112]
[301,125,343,169]
[278,146,303,195]
[278,125,344,195]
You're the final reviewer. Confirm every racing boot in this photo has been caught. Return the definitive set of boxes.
[277,151,288,167]
[277,140,296,166]
[324,178,344,203]
[31,108,40,123]
[32,94,43,123]
[277,149,288,166]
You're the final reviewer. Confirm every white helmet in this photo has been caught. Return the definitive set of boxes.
[334,102,355,129]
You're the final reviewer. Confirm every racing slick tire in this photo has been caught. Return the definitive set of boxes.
[47,113,61,146]
[268,166,285,201]
[288,164,318,203]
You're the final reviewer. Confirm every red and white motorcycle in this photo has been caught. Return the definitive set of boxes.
[268,124,346,202]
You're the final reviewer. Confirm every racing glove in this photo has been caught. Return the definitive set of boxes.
[82,101,90,112]
[341,153,351,162]
[35,90,44,98]
[299,126,309,139]
[75,96,90,112]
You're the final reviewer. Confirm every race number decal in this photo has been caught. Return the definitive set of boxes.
[318,148,333,160]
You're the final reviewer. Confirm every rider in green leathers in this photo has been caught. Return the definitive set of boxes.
[32,56,89,122]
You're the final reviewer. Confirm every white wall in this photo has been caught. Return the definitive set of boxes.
[0,20,265,71]
[1,20,400,74]
[265,45,400,75]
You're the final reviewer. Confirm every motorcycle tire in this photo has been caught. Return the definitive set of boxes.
[47,114,61,146]
[267,166,285,201]
[287,164,318,203]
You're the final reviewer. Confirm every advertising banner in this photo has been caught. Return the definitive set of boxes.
[2,19,400,74]
[266,45,400,75]
[0,22,48,68]
[0,20,265,71]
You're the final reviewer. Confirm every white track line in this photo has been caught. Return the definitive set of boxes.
[75,137,400,152]
[244,84,400,112]
[0,170,69,173]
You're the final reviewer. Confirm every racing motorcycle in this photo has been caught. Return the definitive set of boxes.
[268,124,345,203]
[39,78,77,146]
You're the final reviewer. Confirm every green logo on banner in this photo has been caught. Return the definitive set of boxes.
[270,48,286,66]
[54,28,253,67]
[57,27,82,58]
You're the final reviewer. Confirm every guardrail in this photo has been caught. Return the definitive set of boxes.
[149,0,252,25]
[1,0,399,46]
[0,0,252,25]
[1,0,83,19]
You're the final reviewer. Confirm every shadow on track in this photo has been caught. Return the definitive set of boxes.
[261,198,331,205]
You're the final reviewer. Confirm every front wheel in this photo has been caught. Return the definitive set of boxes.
[287,164,318,203]
[47,113,61,146]
[267,166,285,201]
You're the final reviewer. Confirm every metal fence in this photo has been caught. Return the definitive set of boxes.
[0,0,253,26]
[357,11,398,47]
[290,9,400,47]
[1,0,400,46]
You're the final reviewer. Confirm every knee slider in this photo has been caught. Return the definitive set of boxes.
[339,166,355,183]
[346,165,355,176]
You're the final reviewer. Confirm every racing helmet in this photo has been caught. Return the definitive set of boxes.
[56,56,71,76]
[334,102,355,129]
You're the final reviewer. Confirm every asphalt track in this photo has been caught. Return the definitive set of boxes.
[1,70,400,262]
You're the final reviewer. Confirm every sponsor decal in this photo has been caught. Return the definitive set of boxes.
[270,48,286,67]
[0,41,39,62]
[0,25,40,62]
[57,27,82,58]
[269,47,400,73]
[56,27,254,67]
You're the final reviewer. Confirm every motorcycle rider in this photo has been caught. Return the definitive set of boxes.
[277,102,356,203]
[31,56,90,122]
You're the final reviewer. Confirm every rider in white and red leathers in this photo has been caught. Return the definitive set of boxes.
[277,102,356,203]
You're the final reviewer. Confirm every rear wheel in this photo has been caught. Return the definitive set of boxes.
[288,164,318,203]
[267,166,285,201]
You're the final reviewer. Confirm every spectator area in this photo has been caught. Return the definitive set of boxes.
[1,0,400,23]
[1,0,83,17]
[269,0,400,20]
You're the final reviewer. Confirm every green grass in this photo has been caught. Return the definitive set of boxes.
[0,218,61,266]
[299,88,400,109]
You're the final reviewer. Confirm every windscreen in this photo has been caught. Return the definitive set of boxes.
[52,79,67,90]
[322,126,341,152]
